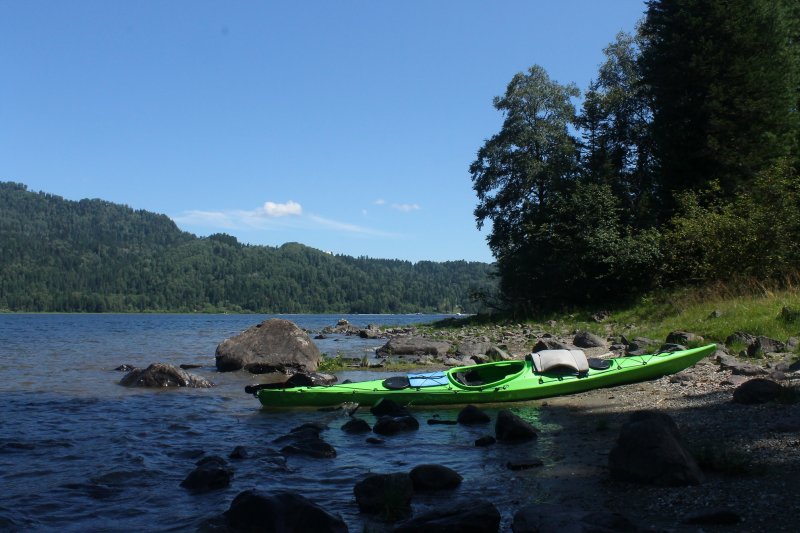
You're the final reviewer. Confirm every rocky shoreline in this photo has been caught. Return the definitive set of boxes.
[116,317,799,531]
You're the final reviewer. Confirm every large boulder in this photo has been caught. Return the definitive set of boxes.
[223,490,347,532]
[215,319,321,373]
[119,363,213,388]
[376,337,452,357]
[609,411,704,486]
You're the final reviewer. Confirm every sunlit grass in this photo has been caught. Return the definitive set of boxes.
[432,275,800,348]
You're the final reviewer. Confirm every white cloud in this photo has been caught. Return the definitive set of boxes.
[391,203,421,212]
[258,200,302,217]
[373,198,386,205]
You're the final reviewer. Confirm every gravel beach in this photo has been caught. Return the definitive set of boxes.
[529,355,800,532]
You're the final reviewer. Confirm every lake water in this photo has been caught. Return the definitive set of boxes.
[0,314,553,532]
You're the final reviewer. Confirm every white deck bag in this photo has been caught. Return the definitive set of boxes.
[531,349,589,374]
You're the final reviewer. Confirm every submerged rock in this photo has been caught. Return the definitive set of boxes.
[119,363,213,388]
[373,415,419,436]
[180,456,233,493]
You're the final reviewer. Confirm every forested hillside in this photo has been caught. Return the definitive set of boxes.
[471,0,800,313]
[0,182,495,313]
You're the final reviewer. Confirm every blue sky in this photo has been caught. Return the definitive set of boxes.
[1,1,645,263]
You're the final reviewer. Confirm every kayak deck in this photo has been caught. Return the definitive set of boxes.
[253,344,717,408]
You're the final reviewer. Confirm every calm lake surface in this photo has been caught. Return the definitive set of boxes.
[0,314,552,532]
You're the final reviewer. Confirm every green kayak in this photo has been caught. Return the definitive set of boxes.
[251,344,717,408]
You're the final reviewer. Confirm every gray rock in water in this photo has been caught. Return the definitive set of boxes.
[119,363,213,388]
[732,378,784,404]
[495,410,538,442]
[393,499,500,532]
[457,404,491,425]
[608,411,703,486]
[224,490,347,533]
[215,318,321,373]
[370,398,411,417]
[180,456,233,492]
[373,415,419,436]
[573,331,606,348]
[409,464,462,490]
[341,418,371,433]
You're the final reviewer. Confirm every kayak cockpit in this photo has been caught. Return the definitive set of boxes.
[448,360,527,389]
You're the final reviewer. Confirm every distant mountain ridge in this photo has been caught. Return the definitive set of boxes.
[0,182,496,313]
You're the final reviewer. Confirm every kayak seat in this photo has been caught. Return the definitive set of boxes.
[532,349,589,375]
[382,376,411,390]
[454,369,484,386]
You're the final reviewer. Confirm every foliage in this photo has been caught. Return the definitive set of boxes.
[469,65,581,312]
[578,32,656,227]
[661,160,800,284]
[0,182,497,314]
[639,0,800,208]
[470,0,800,314]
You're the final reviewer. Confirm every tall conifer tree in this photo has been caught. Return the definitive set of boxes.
[640,0,799,210]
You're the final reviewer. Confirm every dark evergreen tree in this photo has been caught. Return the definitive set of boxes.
[639,0,800,210]
[578,32,656,227]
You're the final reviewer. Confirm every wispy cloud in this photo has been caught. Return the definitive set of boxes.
[172,210,237,229]
[373,198,386,205]
[173,200,400,238]
[307,214,400,237]
[391,203,421,212]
